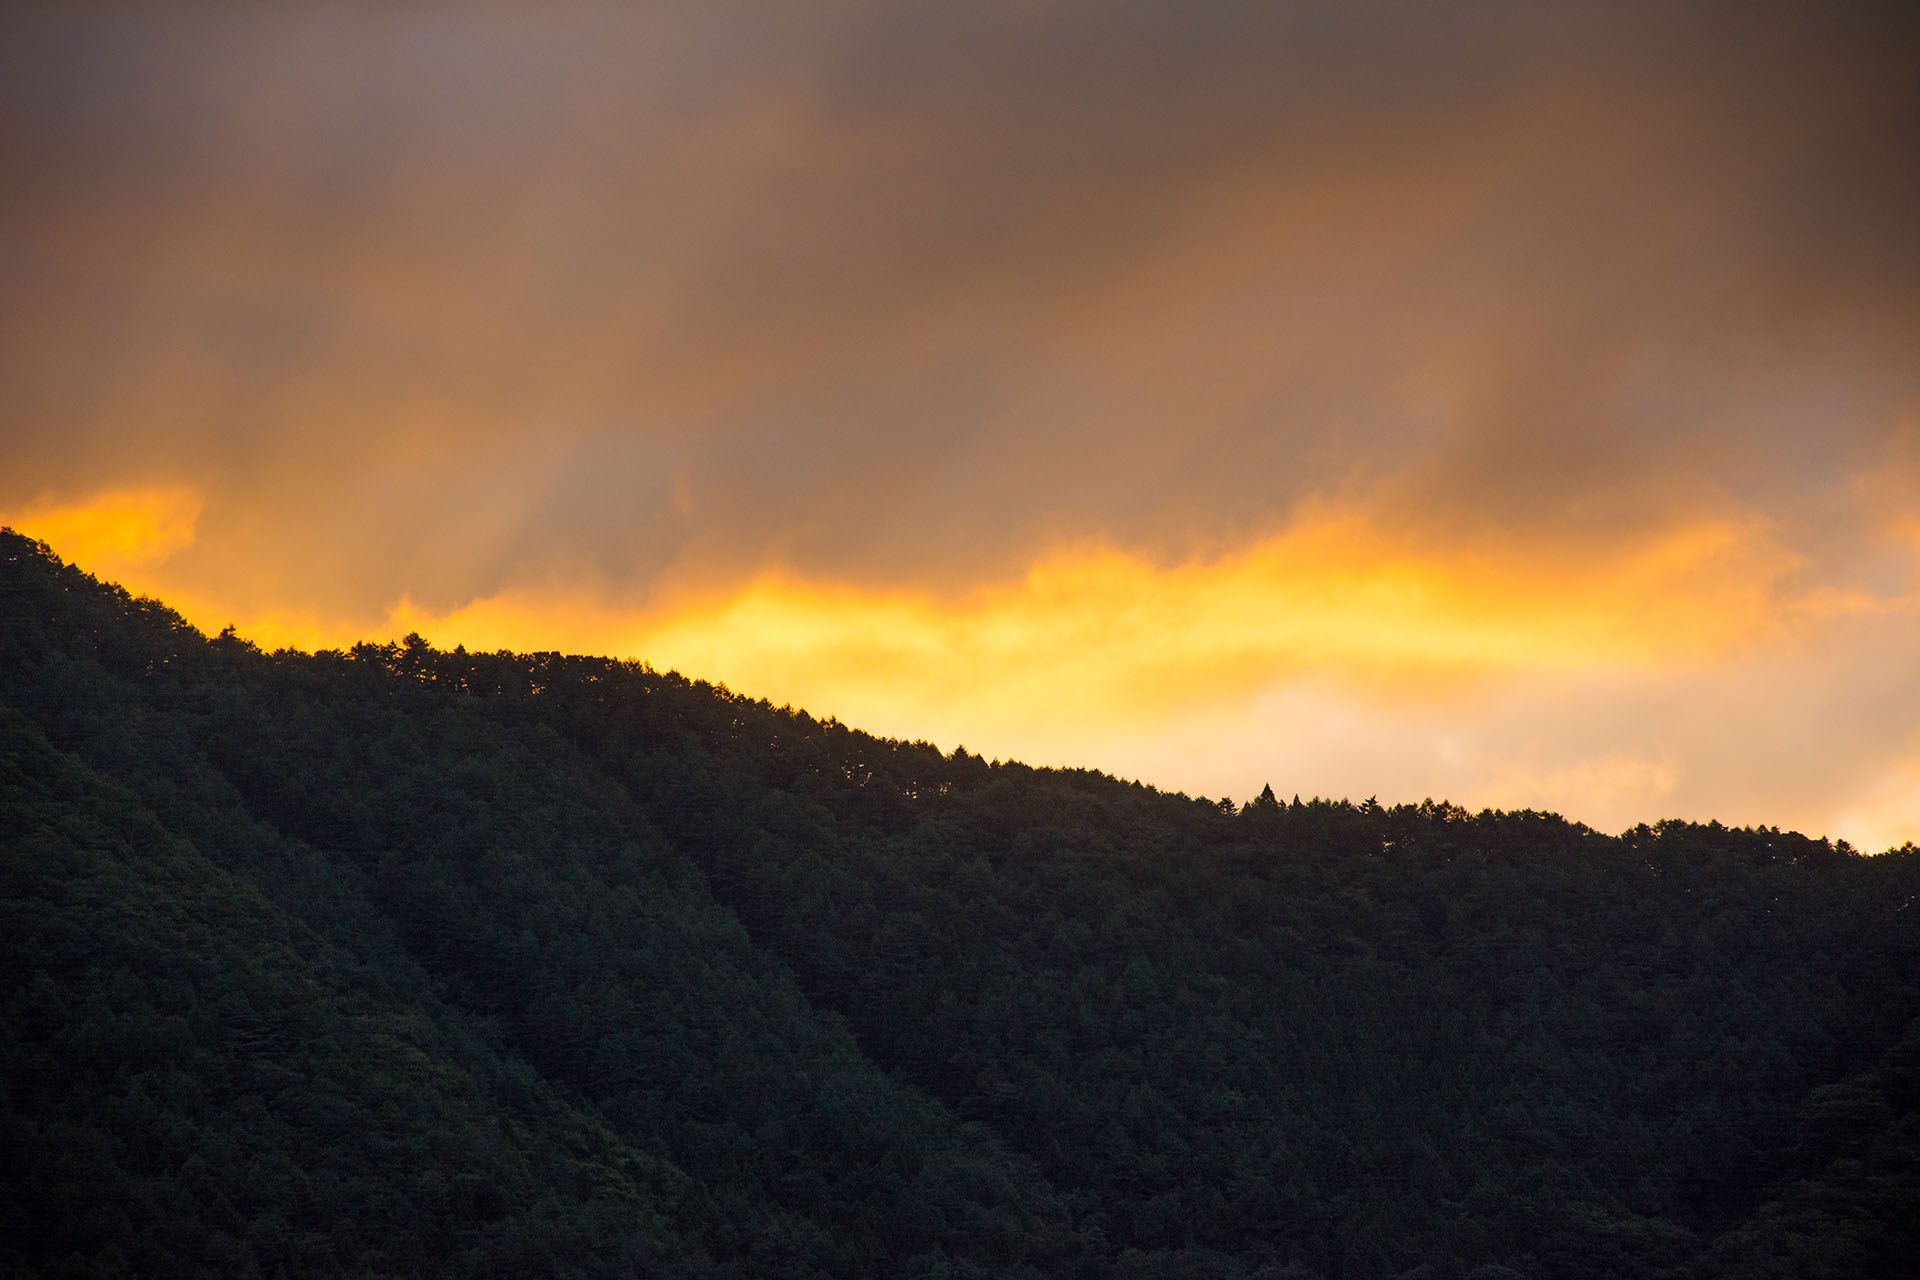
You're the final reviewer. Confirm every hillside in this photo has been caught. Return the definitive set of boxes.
[2,528,1917,1279]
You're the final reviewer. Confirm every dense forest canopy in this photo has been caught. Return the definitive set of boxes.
[2,528,1917,1278]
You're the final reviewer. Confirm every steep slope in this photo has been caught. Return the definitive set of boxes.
[3,529,1917,1279]
[0,533,1085,1279]
[0,709,701,1278]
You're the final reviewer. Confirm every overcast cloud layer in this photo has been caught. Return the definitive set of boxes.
[5,2,1918,848]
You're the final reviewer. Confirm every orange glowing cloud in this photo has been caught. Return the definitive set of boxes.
[3,488,202,577]
[90,496,1802,747]
[624,508,1803,735]
[6,485,1916,848]
[4,4,1915,851]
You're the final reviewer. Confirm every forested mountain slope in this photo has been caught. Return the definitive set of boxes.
[3,529,1917,1279]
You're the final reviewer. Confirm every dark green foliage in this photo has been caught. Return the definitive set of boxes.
[2,529,1916,1277]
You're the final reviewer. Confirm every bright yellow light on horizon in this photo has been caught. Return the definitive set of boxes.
[9,484,1913,850]
[7,485,1803,727]
[627,510,1800,737]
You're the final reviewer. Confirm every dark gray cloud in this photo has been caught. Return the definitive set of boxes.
[2,0,1916,613]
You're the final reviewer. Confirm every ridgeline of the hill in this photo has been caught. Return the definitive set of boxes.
[2,528,1917,1279]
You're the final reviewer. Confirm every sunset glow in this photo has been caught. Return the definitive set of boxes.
[4,2,1916,850]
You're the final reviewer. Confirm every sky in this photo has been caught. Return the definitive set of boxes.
[4,1,1918,850]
